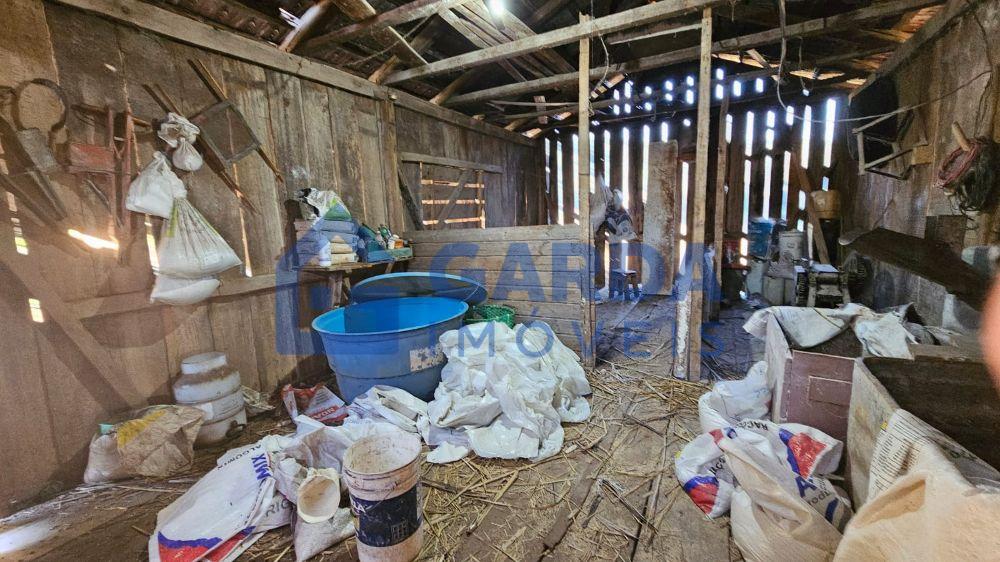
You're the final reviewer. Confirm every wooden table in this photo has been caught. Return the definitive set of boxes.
[300,257,411,309]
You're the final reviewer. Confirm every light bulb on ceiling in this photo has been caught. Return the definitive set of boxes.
[488,0,505,16]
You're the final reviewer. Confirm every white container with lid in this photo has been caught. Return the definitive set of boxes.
[174,352,241,404]
[195,407,248,447]
[174,352,247,446]
[188,389,245,423]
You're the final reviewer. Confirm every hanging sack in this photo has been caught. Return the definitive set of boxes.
[126,152,187,218]
[172,138,204,172]
[157,112,200,148]
[150,274,221,306]
[157,197,241,279]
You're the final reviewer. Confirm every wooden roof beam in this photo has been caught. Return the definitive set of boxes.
[429,0,573,105]
[605,20,701,45]
[384,0,726,84]
[325,0,428,65]
[301,0,471,52]
[460,1,575,74]
[438,9,536,82]
[368,17,443,82]
[852,0,980,96]
[446,6,553,78]
[444,0,942,105]
[280,0,333,52]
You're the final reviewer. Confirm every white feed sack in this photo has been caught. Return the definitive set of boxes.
[743,304,915,359]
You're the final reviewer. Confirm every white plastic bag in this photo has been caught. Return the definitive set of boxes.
[156,198,242,279]
[676,420,848,525]
[345,385,427,433]
[149,439,293,562]
[126,152,187,218]
[428,321,591,462]
[720,420,852,562]
[426,442,470,464]
[157,112,200,148]
[281,383,348,425]
[293,507,354,562]
[698,361,771,433]
[835,443,1000,562]
[730,487,842,562]
[172,138,204,172]
[674,432,735,518]
[149,274,220,305]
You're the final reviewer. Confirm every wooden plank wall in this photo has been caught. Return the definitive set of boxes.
[721,94,852,256]
[842,0,999,324]
[548,126,684,288]
[0,0,542,514]
[395,107,543,230]
[407,225,586,351]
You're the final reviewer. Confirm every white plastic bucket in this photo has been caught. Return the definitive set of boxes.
[342,432,423,562]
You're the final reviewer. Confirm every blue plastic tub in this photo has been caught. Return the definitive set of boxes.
[312,296,468,403]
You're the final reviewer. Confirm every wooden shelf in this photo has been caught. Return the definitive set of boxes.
[298,256,411,273]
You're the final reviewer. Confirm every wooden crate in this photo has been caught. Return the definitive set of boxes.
[764,313,862,441]
[845,356,1000,505]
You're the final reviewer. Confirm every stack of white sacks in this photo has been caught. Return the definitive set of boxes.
[676,361,854,562]
[126,114,242,306]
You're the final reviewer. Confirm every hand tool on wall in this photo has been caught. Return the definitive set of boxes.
[0,79,69,224]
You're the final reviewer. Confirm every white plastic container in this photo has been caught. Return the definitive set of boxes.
[173,352,246,446]
[174,352,241,402]
[195,408,247,447]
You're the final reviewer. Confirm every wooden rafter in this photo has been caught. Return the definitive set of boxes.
[430,0,573,105]
[323,0,428,65]
[384,0,726,84]
[438,9,533,82]
[452,4,554,77]
[605,20,701,45]
[162,0,289,42]
[852,0,979,95]
[460,1,574,74]
[301,0,471,52]
[280,0,333,52]
[444,0,942,105]
[369,18,443,82]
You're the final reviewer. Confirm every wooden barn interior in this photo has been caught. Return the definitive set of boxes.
[1,0,999,560]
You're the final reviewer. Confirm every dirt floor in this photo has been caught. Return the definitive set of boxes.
[0,298,753,561]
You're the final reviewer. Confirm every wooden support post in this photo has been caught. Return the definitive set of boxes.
[578,13,594,367]
[711,92,729,319]
[685,7,712,381]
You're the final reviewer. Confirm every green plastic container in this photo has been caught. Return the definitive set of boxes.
[465,303,516,328]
